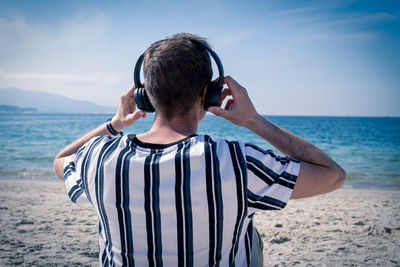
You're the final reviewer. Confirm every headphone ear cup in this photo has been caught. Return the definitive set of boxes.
[134,87,155,112]
[204,81,223,110]
[133,88,142,109]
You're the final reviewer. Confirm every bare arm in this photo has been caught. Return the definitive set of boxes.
[245,115,346,199]
[208,76,346,199]
[53,85,146,180]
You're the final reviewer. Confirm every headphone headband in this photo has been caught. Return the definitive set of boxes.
[187,39,224,87]
[133,54,144,90]
[133,38,224,89]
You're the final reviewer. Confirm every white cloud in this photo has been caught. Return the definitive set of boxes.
[308,12,398,30]
[0,13,116,75]
[0,14,108,58]
[267,6,319,17]
[214,30,255,48]
[0,13,135,105]
[0,13,110,51]
[296,32,378,42]
[0,69,129,105]
[260,2,398,44]
[0,70,124,84]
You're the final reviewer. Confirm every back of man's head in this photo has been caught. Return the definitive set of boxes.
[143,33,213,119]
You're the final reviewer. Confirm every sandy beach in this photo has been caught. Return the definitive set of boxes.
[0,179,399,266]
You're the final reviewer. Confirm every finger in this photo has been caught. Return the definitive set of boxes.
[224,98,234,110]
[223,76,239,87]
[128,101,136,113]
[207,106,231,119]
[127,82,142,96]
[121,88,133,99]
[127,81,144,92]
[223,76,243,95]
[127,109,145,121]
[128,84,136,95]
[218,89,232,106]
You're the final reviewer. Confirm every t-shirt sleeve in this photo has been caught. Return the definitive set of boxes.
[245,143,300,214]
[63,136,108,204]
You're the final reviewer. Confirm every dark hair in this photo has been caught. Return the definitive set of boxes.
[143,33,213,119]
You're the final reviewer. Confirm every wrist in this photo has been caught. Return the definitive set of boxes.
[243,113,263,129]
[110,116,125,133]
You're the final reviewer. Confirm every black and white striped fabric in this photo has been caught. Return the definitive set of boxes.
[64,134,300,267]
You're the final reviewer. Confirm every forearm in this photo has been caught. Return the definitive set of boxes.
[55,121,111,159]
[247,114,339,169]
[53,121,115,180]
[53,85,145,180]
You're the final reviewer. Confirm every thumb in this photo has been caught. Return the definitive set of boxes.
[207,106,231,119]
[126,109,145,122]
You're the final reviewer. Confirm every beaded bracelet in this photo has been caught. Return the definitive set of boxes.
[106,118,123,136]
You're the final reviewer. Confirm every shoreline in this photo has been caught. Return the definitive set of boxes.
[1,180,399,266]
[1,175,399,191]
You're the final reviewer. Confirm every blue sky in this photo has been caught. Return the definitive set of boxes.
[0,0,399,116]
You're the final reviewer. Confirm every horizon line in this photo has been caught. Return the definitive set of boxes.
[0,111,398,119]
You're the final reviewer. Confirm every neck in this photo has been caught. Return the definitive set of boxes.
[137,111,200,144]
[152,112,199,136]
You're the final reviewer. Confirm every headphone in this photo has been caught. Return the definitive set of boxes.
[133,38,224,113]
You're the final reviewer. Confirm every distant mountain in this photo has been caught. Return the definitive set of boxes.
[0,104,37,113]
[0,88,116,113]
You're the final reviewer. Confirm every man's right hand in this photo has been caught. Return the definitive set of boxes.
[207,76,260,128]
[111,84,146,132]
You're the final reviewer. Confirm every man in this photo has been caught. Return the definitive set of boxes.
[54,33,346,267]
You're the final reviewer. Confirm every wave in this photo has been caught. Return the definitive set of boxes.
[0,169,56,180]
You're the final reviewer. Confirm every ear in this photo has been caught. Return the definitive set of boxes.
[201,84,208,108]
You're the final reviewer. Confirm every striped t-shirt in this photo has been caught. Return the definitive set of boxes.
[64,134,300,267]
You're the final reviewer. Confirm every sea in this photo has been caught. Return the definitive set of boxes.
[0,113,399,189]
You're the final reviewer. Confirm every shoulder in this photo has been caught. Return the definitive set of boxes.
[199,135,244,145]
[196,135,249,162]
[197,135,246,150]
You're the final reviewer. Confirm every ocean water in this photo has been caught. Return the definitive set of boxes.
[0,113,399,189]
